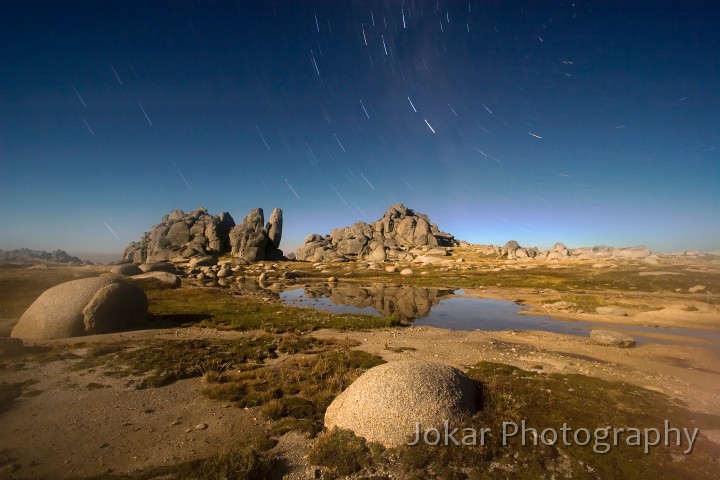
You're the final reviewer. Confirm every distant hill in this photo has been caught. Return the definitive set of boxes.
[0,248,85,264]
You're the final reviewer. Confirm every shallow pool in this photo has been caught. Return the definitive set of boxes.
[280,285,720,353]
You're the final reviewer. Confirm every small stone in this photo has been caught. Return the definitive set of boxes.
[327,276,339,283]
[400,269,413,275]
[193,423,208,430]
[688,285,706,293]
[385,265,398,273]
[590,330,635,348]
[595,306,628,316]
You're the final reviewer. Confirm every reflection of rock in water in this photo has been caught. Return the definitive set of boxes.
[303,285,453,320]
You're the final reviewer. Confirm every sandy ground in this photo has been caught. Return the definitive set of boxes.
[0,329,268,479]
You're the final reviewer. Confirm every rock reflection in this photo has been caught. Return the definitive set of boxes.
[295,284,454,320]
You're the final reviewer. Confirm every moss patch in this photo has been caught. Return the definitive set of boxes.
[203,349,385,436]
[390,362,720,478]
[72,336,318,389]
[306,362,720,479]
[86,443,275,480]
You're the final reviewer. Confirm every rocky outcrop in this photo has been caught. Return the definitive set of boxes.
[324,360,477,447]
[123,207,283,264]
[10,277,148,339]
[571,246,652,260]
[229,208,284,262]
[296,203,459,262]
[491,241,652,262]
[123,207,235,263]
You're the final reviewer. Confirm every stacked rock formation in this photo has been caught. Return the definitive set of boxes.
[229,208,284,262]
[123,207,283,264]
[296,203,458,262]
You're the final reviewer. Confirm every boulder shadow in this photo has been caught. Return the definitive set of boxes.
[141,313,215,329]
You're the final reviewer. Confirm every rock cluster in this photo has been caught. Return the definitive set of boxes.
[10,277,148,340]
[325,360,477,447]
[122,207,283,264]
[480,241,653,262]
[296,203,458,262]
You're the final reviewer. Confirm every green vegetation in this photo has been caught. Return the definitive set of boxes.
[86,443,275,480]
[285,260,720,294]
[384,343,418,353]
[308,428,376,477]
[146,287,402,332]
[203,349,385,436]
[308,362,720,479]
[71,335,336,389]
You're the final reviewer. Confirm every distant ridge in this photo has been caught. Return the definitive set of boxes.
[0,248,84,264]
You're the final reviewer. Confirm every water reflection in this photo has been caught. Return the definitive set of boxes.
[284,284,454,320]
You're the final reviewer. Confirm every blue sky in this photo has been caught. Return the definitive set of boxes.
[1,0,718,260]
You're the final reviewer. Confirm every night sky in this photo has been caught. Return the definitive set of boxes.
[1,1,718,259]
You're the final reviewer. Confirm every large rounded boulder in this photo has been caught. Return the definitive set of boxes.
[10,277,148,340]
[324,360,477,447]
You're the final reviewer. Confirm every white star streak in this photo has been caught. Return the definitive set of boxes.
[103,222,121,240]
[256,126,271,151]
[408,97,417,112]
[172,162,192,190]
[360,99,370,118]
[73,87,87,108]
[110,63,123,85]
[332,186,348,204]
[400,176,415,190]
[424,119,436,133]
[139,103,152,125]
[81,116,95,136]
[360,172,375,190]
[333,133,346,152]
[528,132,542,139]
[285,178,301,200]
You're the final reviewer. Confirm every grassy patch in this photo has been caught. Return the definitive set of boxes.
[284,259,720,294]
[306,362,720,479]
[87,442,275,480]
[384,343,418,353]
[308,428,378,477]
[70,335,356,390]
[146,287,402,332]
[387,362,720,478]
[203,349,385,436]
[72,337,285,388]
